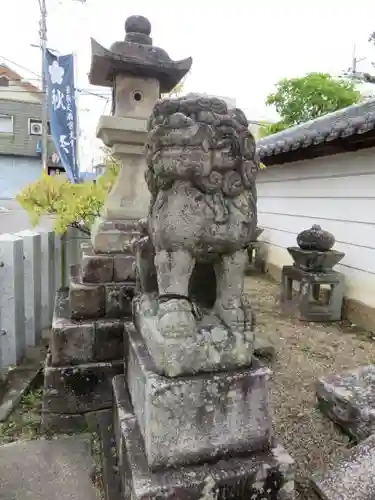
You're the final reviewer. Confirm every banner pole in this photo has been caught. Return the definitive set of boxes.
[73,51,80,181]
[40,0,49,172]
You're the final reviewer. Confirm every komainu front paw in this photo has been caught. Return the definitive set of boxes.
[158,298,196,339]
[214,297,245,332]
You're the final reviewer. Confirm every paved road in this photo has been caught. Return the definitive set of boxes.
[0,199,55,235]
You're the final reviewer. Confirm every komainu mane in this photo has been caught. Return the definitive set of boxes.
[134,93,259,377]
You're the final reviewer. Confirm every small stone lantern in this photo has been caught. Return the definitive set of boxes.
[88,15,192,253]
[280,225,345,321]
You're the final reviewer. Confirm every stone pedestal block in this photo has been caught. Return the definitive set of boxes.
[316,365,375,442]
[126,325,272,469]
[69,265,135,320]
[81,248,115,283]
[312,433,375,500]
[113,376,294,500]
[81,242,135,284]
[51,289,126,365]
[43,354,124,415]
[91,217,141,255]
[134,294,255,377]
[280,265,345,322]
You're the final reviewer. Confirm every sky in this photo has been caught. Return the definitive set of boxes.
[1,0,375,170]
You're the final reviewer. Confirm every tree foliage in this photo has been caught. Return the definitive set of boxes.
[261,73,361,136]
[18,79,188,234]
[17,155,120,235]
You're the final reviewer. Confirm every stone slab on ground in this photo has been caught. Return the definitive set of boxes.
[114,382,295,500]
[41,408,109,434]
[0,339,46,422]
[0,367,41,422]
[316,365,375,442]
[88,409,121,500]
[0,435,100,500]
[125,327,272,469]
[43,354,124,414]
[311,433,375,500]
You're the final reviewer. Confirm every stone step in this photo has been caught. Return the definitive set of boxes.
[0,435,100,500]
[81,243,135,283]
[43,353,124,416]
[69,264,134,320]
[316,365,375,442]
[51,288,126,366]
[312,433,375,500]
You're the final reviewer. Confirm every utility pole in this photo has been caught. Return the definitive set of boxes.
[39,0,48,172]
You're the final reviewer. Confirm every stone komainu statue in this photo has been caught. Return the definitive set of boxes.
[134,94,259,377]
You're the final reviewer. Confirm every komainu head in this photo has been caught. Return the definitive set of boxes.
[145,93,259,202]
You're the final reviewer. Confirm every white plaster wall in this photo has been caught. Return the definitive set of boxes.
[257,147,375,308]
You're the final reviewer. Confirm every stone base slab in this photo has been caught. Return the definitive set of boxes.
[91,216,141,254]
[122,327,272,469]
[281,265,345,322]
[134,293,255,377]
[113,380,294,500]
[69,265,135,320]
[316,365,375,442]
[262,257,375,335]
[51,289,127,366]
[43,354,124,414]
[312,433,375,500]
[41,408,110,434]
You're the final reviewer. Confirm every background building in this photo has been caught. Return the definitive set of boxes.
[0,64,63,198]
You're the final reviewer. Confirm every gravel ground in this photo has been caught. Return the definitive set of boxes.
[245,275,375,500]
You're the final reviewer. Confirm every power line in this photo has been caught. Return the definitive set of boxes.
[0,55,41,78]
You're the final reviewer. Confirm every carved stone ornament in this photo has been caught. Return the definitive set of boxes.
[133,94,259,377]
[297,224,335,252]
[89,15,192,92]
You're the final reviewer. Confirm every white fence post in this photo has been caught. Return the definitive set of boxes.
[0,234,25,369]
[65,226,81,284]
[40,230,56,329]
[16,230,42,348]
[54,233,62,290]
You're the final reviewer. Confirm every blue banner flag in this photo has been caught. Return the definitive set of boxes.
[45,50,79,183]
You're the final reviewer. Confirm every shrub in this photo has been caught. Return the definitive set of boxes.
[17,161,119,235]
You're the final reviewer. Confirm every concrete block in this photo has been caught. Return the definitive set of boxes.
[126,325,272,469]
[0,234,25,368]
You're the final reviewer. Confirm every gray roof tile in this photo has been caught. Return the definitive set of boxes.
[257,99,375,159]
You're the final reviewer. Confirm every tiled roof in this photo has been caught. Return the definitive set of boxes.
[257,99,375,160]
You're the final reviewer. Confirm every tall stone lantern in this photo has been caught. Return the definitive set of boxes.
[89,15,192,253]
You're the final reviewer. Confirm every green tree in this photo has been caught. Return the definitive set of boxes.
[261,72,361,136]
[18,79,189,234]
[17,153,120,235]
